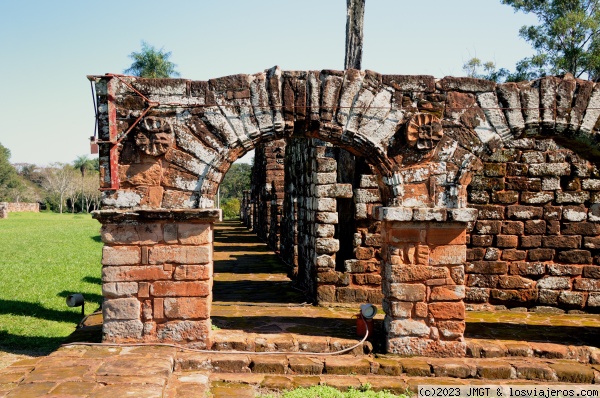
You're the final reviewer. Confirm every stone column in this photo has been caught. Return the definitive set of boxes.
[93,209,221,349]
[379,207,477,357]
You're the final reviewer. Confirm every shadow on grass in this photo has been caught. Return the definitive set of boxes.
[0,299,88,355]
[0,299,83,324]
[465,322,600,347]
[82,276,102,285]
[0,330,66,356]
[91,235,102,243]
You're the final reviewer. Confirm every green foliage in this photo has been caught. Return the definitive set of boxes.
[462,58,513,82]
[72,155,99,175]
[502,0,600,80]
[0,213,102,354]
[258,385,408,398]
[221,198,241,219]
[0,142,25,202]
[124,41,180,78]
[219,163,251,201]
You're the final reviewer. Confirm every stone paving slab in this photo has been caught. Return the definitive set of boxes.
[1,344,600,397]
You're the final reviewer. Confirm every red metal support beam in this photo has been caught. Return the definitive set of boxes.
[106,77,120,190]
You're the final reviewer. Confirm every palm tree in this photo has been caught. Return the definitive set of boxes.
[124,41,180,78]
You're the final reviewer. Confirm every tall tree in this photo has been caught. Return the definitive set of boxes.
[503,0,600,80]
[41,164,77,214]
[345,0,366,70]
[124,41,180,78]
[0,142,24,202]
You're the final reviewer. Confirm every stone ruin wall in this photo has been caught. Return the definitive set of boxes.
[466,138,600,312]
[250,137,600,312]
[90,69,600,354]
[252,137,385,304]
[0,202,40,213]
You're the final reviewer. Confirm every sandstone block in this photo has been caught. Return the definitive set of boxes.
[496,235,518,248]
[475,220,502,235]
[151,281,210,297]
[573,278,600,291]
[102,282,138,298]
[102,246,141,266]
[498,275,534,289]
[583,265,600,278]
[428,302,465,320]
[528,162,571,176]
[543,235,581,249]
[156,320,210,345]
[315,212,338,224]
[520,235,542,248]
[430,285,465,301]
[520,191,554,204]
[556,250,592,264]
[164,297,209,319]
[556,191,590,204]
[383,300,413,317]
[177,223,212,245]
[502,221,524,235]
[102,265,172,282]
[316,223,335,238]
[103,320,143,340]
[558,291,585,307]
[562,222,600,235]
[148,246,211,265]
[466,261,508,275]
[501,249,526,261]
[173,264,211,281]
[316,198,336,212]
[507,205,543,220]
[386,318,430,337]
[563,205,587,221]
[389,283,426,301]
[510,261,546,275]
[354,189,381,203]
[524,220,546,234]
[537,276,571,290]
[427,227,466,245]
[103,298,140,320]
[429,245,465,265]
[315,238,339,254]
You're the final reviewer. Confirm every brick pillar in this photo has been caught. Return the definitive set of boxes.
[379,207,477,357]
[93,209,221,348]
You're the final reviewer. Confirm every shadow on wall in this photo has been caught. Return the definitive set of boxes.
[465,322,600,347]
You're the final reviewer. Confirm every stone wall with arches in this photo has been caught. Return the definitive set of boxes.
[90,68,600,356]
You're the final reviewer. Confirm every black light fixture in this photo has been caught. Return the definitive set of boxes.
[66,293,85,316]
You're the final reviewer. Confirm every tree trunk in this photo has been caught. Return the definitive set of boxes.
[345,0,365,70]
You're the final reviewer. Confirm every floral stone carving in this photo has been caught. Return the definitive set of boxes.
[134,117,175,156]
[406,113,443,151]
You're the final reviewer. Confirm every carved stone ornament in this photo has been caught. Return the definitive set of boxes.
[406,113,444,151]
[134,117,175,156]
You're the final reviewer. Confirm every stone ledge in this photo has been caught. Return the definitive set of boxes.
[375,207,478,222]
[92,209,222,223]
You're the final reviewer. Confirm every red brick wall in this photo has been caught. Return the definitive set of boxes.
[466,138,600,311]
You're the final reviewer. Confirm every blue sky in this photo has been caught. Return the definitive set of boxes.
[0,1,536,166]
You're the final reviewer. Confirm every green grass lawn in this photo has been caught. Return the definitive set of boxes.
[0,212,102,355]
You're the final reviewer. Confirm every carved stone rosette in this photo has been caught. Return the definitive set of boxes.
[406,113,444,151]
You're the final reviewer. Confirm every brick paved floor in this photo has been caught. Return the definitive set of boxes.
[1,220,599,397]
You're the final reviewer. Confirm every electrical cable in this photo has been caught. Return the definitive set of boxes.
[62,316,370,356]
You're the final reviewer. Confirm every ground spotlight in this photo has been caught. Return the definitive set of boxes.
[66,293,85,316]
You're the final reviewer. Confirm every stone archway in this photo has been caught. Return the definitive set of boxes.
[90,69,600,356]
